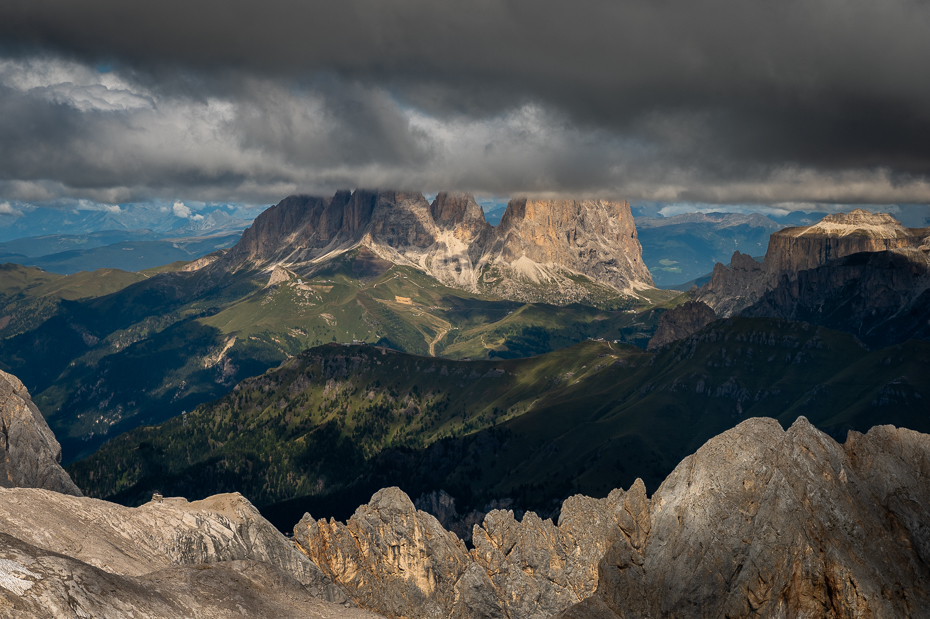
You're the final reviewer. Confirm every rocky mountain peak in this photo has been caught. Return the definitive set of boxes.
[287,417,930,618]
[218,190,654,304]
[763,209,922,274]
[694,210,930,323]
[559,417,930,618]
[428,192,485,228]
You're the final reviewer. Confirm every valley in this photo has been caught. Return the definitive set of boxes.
[0,203,675,464]
[69,316,930,532]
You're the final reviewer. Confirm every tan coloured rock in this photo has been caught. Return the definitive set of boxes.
[295,487,472,618]
[558,417,930,619]
[695,210,930,321]
[215,190,653,305]
[479,197,653,302]
[294,485,652,619]
[0,488,347,603]
[0,532,383,619]
[0,370,81,496]
[765,209,924,275]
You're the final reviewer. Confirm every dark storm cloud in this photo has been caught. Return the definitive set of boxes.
[0,0,929,204]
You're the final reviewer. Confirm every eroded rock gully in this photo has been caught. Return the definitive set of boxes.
[296,417,930,619]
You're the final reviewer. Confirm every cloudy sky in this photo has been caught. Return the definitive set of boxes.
[1,0,929,212]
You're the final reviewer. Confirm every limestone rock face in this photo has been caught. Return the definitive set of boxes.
[0,370,81,496]
[294,487,471,618]
[217,190,652,304]
[694,211,930,334]
[765,209,924,275]
[742,247,930,346]
[294,485,641,619]
[0,533,381,619]
[477,198,653,303]
[0,488,346,603]
[558,417,930,619]
[646,300,717,350]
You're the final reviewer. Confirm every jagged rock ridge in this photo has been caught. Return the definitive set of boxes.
[218,190,653,304]
[0,369,81,496]
[294,484,648,619]
[294,418,930,619]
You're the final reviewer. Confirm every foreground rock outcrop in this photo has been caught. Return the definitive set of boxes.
[0,532,381,619]
[218,190,653,304]
[0,489,345,602]
[0,369,81,496]
[559,417,930,618]
[294,484,649,619]
[295,418,930,619]
[0,488,372,618]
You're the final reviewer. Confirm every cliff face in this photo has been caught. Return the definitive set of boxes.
[478,198,653,302]
[694,210,930,325]
[559,417,930,619]
[219,190,652,304]
[0,369,81,496]
[764,209,925,274]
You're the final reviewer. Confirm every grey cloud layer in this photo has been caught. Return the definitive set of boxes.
[0,0,929,204]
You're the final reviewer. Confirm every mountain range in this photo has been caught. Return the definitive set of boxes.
[223,190,655,305]
[0,190,675,464]
[1,193,929,616]
[1,362,928,618]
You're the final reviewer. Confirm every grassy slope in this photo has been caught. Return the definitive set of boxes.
[69,317,930,528]
[2,250,673,463]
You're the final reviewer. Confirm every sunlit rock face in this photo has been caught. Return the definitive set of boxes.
[294,485,641,619]
[217,190,654,305]
[0,369,81,497]
[692,210,930,345]
[763,209,925,275]
[559,418,930,619]
[478,197,654,303]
